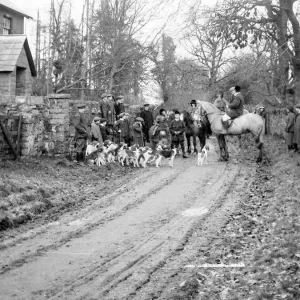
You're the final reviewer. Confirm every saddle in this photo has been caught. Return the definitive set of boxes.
[222,115,241,129]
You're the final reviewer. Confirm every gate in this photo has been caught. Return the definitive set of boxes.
[0,115,23,159]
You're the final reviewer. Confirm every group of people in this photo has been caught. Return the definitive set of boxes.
[285,103,300,152]
[71,92,195,162]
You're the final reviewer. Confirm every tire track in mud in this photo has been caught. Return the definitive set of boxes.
[130,164,255,300]
[0,165,183,275]
[42,163,236,300]
[0,159,194,279]
[90,165,241,300]
[0,138,245,300]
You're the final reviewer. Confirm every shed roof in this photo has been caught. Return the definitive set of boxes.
[0,0,32,19]
[0,35,37,76]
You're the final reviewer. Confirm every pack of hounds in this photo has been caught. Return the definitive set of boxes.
[85,140,210,168]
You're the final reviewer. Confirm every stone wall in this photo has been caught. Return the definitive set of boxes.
[0,94,71,160]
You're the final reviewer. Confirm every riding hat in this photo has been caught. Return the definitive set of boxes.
[295,103,300,108]
[101,93,108,99]
[190,99,197,106]
[116,95,124,101]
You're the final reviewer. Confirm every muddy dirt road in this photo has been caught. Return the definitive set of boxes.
[0,137,255,300]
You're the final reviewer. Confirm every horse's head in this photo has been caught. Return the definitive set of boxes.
[180,110,193,123]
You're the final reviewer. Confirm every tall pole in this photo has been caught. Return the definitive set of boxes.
[47,0,54,95]
[35,10,40,78]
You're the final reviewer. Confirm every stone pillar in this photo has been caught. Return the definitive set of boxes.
[44,94,70,155]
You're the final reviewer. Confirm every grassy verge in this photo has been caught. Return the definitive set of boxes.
[0,157,135,232]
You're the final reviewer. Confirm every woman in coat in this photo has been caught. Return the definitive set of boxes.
[293,104,300,152]
[132,117,144,147]
[285,105,295,150]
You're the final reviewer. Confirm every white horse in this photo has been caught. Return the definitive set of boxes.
[197,101,265,163]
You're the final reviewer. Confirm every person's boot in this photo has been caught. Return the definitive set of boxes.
[76,152,81,162]
[293,144,298,152]
[181,144,188,158]
[288,145,292,151]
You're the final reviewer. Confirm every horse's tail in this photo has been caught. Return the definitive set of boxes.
[255,117,265,148]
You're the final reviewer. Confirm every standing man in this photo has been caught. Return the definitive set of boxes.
[114,95,125,119]
[72,103,91,163]
[140,103,154,143]
[132,117,144,147]
[170,111,187,158]
[114,113,131,146]
[222,85,244,129]
[91,116,103,145]
[100,93,116,140]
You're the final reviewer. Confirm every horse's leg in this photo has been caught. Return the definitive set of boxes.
[199,134,206,151]
[192,133,197,154]
[216,134,224,161]
[255,125,264,163]
[217,135,228,161]
[186,134,191,154]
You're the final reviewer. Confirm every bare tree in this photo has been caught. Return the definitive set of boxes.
[184,5,233,90]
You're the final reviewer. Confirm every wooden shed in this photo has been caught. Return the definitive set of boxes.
[0,35,36,101]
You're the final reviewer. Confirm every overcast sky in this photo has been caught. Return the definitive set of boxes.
[10,0,218,57]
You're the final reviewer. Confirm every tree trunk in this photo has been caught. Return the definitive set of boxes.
[283,0,300,102]
[276,1,289,100]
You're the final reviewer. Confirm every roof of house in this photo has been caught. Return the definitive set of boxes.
[0,0,32,19]
[0,35,37,76]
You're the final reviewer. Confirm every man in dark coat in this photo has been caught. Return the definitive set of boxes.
[293,103,300,152]
[285,105,295,151]
[114,95,125,119]
[140,103,154,143]
[170,111,188,158]
[132,117,144,147]
[222,85,244,129]
[114,113,131,146]
[99,118,110,142]
[72,103,91,163]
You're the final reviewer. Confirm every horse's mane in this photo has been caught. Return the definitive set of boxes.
[198,101,222,114]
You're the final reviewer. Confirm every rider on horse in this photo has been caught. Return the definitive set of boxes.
[222,85,245,129]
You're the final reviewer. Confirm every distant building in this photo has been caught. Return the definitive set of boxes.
[0,35,36,100]
[0,0,32,35]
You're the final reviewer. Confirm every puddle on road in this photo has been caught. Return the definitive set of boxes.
[181,207,209,217]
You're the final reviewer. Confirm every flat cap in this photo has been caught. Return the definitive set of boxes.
[136,117,144,122]
[144,103,150,106]
[93,116,101,122]
[77,103,86,109]
[119,112,125,118]
[100,118,107,123]
[101,93,107,99]
[116,95,124,100]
